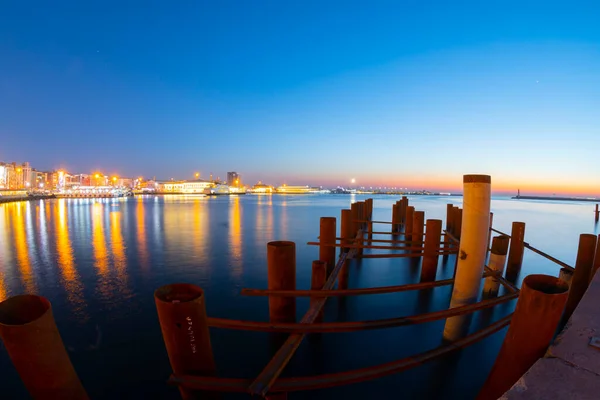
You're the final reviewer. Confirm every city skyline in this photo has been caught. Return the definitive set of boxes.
[1,2,599,196]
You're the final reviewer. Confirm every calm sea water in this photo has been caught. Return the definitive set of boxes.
[0,194,598,399]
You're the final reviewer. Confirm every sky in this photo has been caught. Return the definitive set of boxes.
[1,1,599,195]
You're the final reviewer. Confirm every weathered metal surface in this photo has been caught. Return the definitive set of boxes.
[208,291,517,333]
[155,283,216,400]
[477,275,568,400]
[0,295,89,400]
[170,314,512,393]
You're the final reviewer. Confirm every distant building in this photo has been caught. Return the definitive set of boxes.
[158,179,213,193]
[227,172,240,187]
[250,182,274,194]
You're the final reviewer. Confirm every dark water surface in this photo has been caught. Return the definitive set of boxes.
[0,194,597,399]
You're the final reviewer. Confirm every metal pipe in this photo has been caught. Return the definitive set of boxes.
[267,241,296,323]
[421,219,442,282]
[0,295,89,400]
[319,217,337,277]
[477,275,568,400]
[154,284,216,400]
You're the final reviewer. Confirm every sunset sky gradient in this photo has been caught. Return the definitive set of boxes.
[1,1,599,195]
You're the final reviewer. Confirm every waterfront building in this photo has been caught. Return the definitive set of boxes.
[275,185,315,194]
[250,182,274,194]
[227,171,240,187]
[158,179,213,194]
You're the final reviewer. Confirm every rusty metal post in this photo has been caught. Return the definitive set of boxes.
[405,206,415,242]
[392,202,400,233]
[558,267,574,288]
[505,222,526,283]
[454,208,463,240]
[338,258,350,290]
[561,233,597,326]
[444,175,491,342]
[311,260,327,323]
[400,197,408,223]
[267,241,296,323]
[357,202,365,230]
[319,217,337,277]
[350,202,359,236]
[591,234,600,281]
[0,295,89,400]
[477,274,569,400]
[421,219,442,282]
[340,209,352,253]
[596,204,599,222]
[154,284,216,400]
[413,211,425,251]
[445,204,453,245]
[482,235,510,298]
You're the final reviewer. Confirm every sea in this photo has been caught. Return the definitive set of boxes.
[0,194,597,399]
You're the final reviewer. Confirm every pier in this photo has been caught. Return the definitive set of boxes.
[0,174,598,399]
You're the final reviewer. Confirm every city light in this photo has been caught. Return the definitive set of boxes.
[195,172,200,178]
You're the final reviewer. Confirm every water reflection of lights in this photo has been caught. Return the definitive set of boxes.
[92,203,109,274]
[229,196,243,280]
[55,199,87,320]
[136,198,149,270]
[13,202,36,293]
[110,210,129,290]
[0,205,9,301]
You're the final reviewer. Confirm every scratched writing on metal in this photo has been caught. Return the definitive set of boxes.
[186,316,197,354]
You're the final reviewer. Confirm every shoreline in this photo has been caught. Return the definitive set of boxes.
[512,195,600,203]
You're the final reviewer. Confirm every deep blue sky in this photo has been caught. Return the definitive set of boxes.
[1,1,599,193]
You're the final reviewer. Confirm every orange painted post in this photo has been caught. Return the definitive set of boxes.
[310,260,327,323]
[413,211,425,251]
[155,284,216,400]
[405,206,415,242]
[319,217,337,277]
[482,235,510,298]
[561,233,597,326]
[392,202,400,233]
[267,241,296,323]
[591,234,600,281]
[477,275,569,400]
[444,175,491,341]
[340,209,353,253]
[505,222,526,283]
[0,295,89,400]
[421,219,442,282]
[487,212,494,252]
[338,258,350,290]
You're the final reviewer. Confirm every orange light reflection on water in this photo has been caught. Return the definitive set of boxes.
[229,196,242,279]
[55,199,87,320]
[0,205,8,301]
[110,210,129,288]
[12,202,36,293]
[92,203,109,275]
[136,198,149,270]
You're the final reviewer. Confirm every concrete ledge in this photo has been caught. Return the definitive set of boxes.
[503,270,600,399]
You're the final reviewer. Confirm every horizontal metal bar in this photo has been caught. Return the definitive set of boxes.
[490,228,574,271]
[170,314,513,393]
[241,279,455,297]
[358,251,456,259]
[207,292,518,333]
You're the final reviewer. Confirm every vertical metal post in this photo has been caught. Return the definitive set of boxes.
[477,275,569,400]
[155,284,216,400]
[319,217,337,277]
[505,222,526,283]
[267,241,296,323]
[0,295,89,400]
[421,219,442,282]
[561,234,597,326]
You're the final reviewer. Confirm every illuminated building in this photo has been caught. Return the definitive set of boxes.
[158,179,213,194]
[227,172,240,187]
[250,182,274,194]
[0,164,6,189]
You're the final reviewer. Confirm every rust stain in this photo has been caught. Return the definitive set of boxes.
[460,250,468,260]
